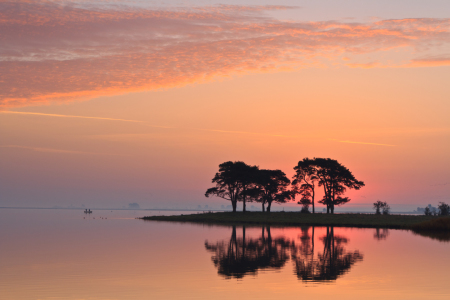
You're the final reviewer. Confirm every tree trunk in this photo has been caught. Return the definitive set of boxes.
[232,201,237,212]
[312,188,315,214]
[262,202,265,212]
[243,197,246,213]
[267,202,272,212]
[242,226,246,256]
[330,204,334,214]
[326,205,330,214]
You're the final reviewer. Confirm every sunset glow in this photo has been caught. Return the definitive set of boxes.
[1,0,449,211]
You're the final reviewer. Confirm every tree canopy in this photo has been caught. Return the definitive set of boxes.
[313,158,365,214]
[248,169,292,212]
[292,158,364,214]
[292,158,319,213]
[207,158,364,213]
[205,161,258,212]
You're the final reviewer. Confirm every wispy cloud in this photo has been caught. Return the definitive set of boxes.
[346,62,380,69]
[408,56,450,67]
[2,110,297,137]
[1,2,449,108]
[0,111,143,123]
[0,145,128,155]
[194,128,301,138]
[331,139,397,147]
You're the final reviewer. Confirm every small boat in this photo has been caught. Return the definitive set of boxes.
[84,209,92,214]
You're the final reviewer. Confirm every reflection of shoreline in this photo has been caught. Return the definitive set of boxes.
[412,231,450,242]
[143,212,440,229]
[205,226,364,281]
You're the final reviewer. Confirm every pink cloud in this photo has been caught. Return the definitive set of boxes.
[1,1,449,108]
[408,56,450,67]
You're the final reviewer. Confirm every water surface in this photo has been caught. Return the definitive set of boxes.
[1,209,449,299]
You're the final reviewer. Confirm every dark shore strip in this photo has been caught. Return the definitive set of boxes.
[141,212,450,230]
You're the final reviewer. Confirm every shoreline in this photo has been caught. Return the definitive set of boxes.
[141,211,450,230]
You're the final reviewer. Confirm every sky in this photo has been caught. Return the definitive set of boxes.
[0,0,449,211]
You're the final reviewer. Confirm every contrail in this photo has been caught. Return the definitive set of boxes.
[0,111,144,123]
[0,145,128,156]
[3,110,305,139]
[331,139,396,147]
[194,128,301,138]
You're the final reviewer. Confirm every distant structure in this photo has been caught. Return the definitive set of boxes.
[128,203,140,209]
[415,204,437,214]
[84,209,92,214]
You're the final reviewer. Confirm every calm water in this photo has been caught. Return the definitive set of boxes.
[1,209,449,300]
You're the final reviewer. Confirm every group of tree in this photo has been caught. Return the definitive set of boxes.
[373,201,390,215]
[424,202,450,216]
[205,158,365,214]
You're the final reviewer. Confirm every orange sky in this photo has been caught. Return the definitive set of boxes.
[0,1,449,210]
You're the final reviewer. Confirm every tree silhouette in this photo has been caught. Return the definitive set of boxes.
[438,202,450,216]
[205,161,258,212]
[291,226,363,281]
[313,158,365,214]
[292,158,319,213]
[236,163,259,212]
[373,201,388,214]
[248,169,292,212]
[205,226,292,278]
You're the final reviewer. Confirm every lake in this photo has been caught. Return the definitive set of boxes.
[1,209,449,299]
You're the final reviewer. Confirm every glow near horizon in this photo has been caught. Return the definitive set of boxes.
[0,0,449,210]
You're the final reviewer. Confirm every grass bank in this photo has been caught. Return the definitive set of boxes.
[141,212,447,230]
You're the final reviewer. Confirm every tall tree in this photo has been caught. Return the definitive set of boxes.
[313,158,365,214]
[205,161,258,212]
[234,162,259,213]
[292,158,319,213]
[249,169,292,212]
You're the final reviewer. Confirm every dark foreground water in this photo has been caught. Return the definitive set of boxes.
[1,209,449,300]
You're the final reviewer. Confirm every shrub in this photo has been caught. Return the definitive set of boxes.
[373,201,389,215]
[382,204,391,215]
[300,205,310,213]
[438,202,450,216]
[298,198,311,213]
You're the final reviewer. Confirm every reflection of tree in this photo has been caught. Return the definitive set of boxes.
[205,226,292,279]
[291,226,363,281]
[373,228,389,240]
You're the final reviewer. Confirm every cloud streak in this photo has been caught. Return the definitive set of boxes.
[332,140,396,147]
[0,111,144,123]
[0,145,128,155]
[2,110,296,136]
[1,1,449,108]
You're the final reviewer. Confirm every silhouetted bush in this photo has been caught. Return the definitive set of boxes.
[373,201,389,215]
[300,205,311,214]
[438,202,450,216]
